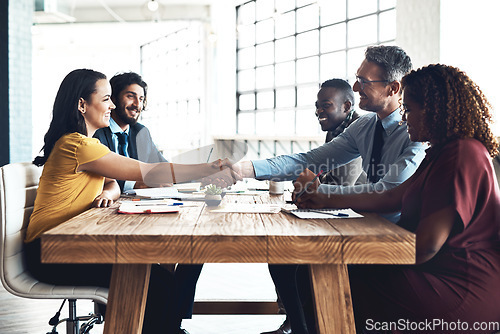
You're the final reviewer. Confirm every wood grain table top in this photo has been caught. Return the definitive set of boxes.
[41,193,415,266]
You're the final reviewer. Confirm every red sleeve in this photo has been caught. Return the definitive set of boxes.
[421,140,490,229]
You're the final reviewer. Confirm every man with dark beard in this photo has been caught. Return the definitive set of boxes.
[94,72,167,192]
[94,72,200,334]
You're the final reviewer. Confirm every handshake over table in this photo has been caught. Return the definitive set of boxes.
[199,159,251,189]
[200,160,322,208]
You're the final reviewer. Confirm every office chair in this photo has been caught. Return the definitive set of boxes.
[0,162,108,334]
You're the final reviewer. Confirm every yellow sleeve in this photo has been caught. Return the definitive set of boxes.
[76,137,111,165]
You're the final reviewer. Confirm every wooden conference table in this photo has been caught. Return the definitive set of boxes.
[41,193,415,334]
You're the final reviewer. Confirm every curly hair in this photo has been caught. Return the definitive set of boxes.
[401,64,499,158]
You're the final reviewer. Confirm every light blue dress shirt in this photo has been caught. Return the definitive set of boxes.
[251,110,427,222]
[109,118,136,191]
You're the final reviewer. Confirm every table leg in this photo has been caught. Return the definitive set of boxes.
[309,264,354,334]
[103,264,151,334]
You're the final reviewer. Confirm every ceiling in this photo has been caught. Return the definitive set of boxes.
[72,0,212,7]
[34,0,216,24]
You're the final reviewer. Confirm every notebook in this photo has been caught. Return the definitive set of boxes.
[281,205,363,219]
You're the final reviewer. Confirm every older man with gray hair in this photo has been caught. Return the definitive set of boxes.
[232,45,426,334]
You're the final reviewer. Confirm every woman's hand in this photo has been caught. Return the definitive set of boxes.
[292,169,325,208]
[231,161,256,178]
[201,158,243,188]
[93,178,120,208]
[216,158,244,183]
[92,191,115,207]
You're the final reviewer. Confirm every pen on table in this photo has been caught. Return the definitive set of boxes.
[206,147,213,163]
[131,202,184,206]
[123,194,151,199]
[292,170,323,204]
[309,209,349,217]
[130,197,160,201]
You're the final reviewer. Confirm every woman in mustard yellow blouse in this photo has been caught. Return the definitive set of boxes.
[26,68,235,333]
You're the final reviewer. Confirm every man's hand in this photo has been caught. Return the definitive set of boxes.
[292,169,325,209]
[231,161,256,178]
[200,158,243,188]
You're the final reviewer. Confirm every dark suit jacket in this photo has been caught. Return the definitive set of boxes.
[94,122,167,191]
[95,124,201,322]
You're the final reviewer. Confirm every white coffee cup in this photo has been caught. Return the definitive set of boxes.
[269,181,285,195]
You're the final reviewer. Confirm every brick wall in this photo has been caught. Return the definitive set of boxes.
[0,1,8,166]
[0,0,33,166]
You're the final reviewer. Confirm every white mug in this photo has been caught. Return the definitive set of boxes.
[269,181,285,195]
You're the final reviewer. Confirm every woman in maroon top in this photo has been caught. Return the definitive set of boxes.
[294,64,500,333]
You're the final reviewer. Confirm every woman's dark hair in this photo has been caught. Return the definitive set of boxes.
[402,64,499,157]
[33,69,107,166]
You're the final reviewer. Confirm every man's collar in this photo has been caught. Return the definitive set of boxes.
[109,117,129,134]
[379,108,402,135]
[332,109,355,135]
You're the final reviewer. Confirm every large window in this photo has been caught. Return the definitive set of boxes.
[140,22,205,159]
[236,0,396,136]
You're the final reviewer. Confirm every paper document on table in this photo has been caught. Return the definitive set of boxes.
[124,187,206,200]
[125,187,179,198]
[210,203,282,214]
[120,199,181,206]
[118,202,180,214]
[223,190,267,196]
[281,205,363,219]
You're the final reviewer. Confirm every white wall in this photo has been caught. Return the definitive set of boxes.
[396,0,441,69]
[440,0,500,135]
[397,0,499,135]
[31,21,184,158]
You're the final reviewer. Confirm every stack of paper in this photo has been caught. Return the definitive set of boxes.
[174,182,201,193]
